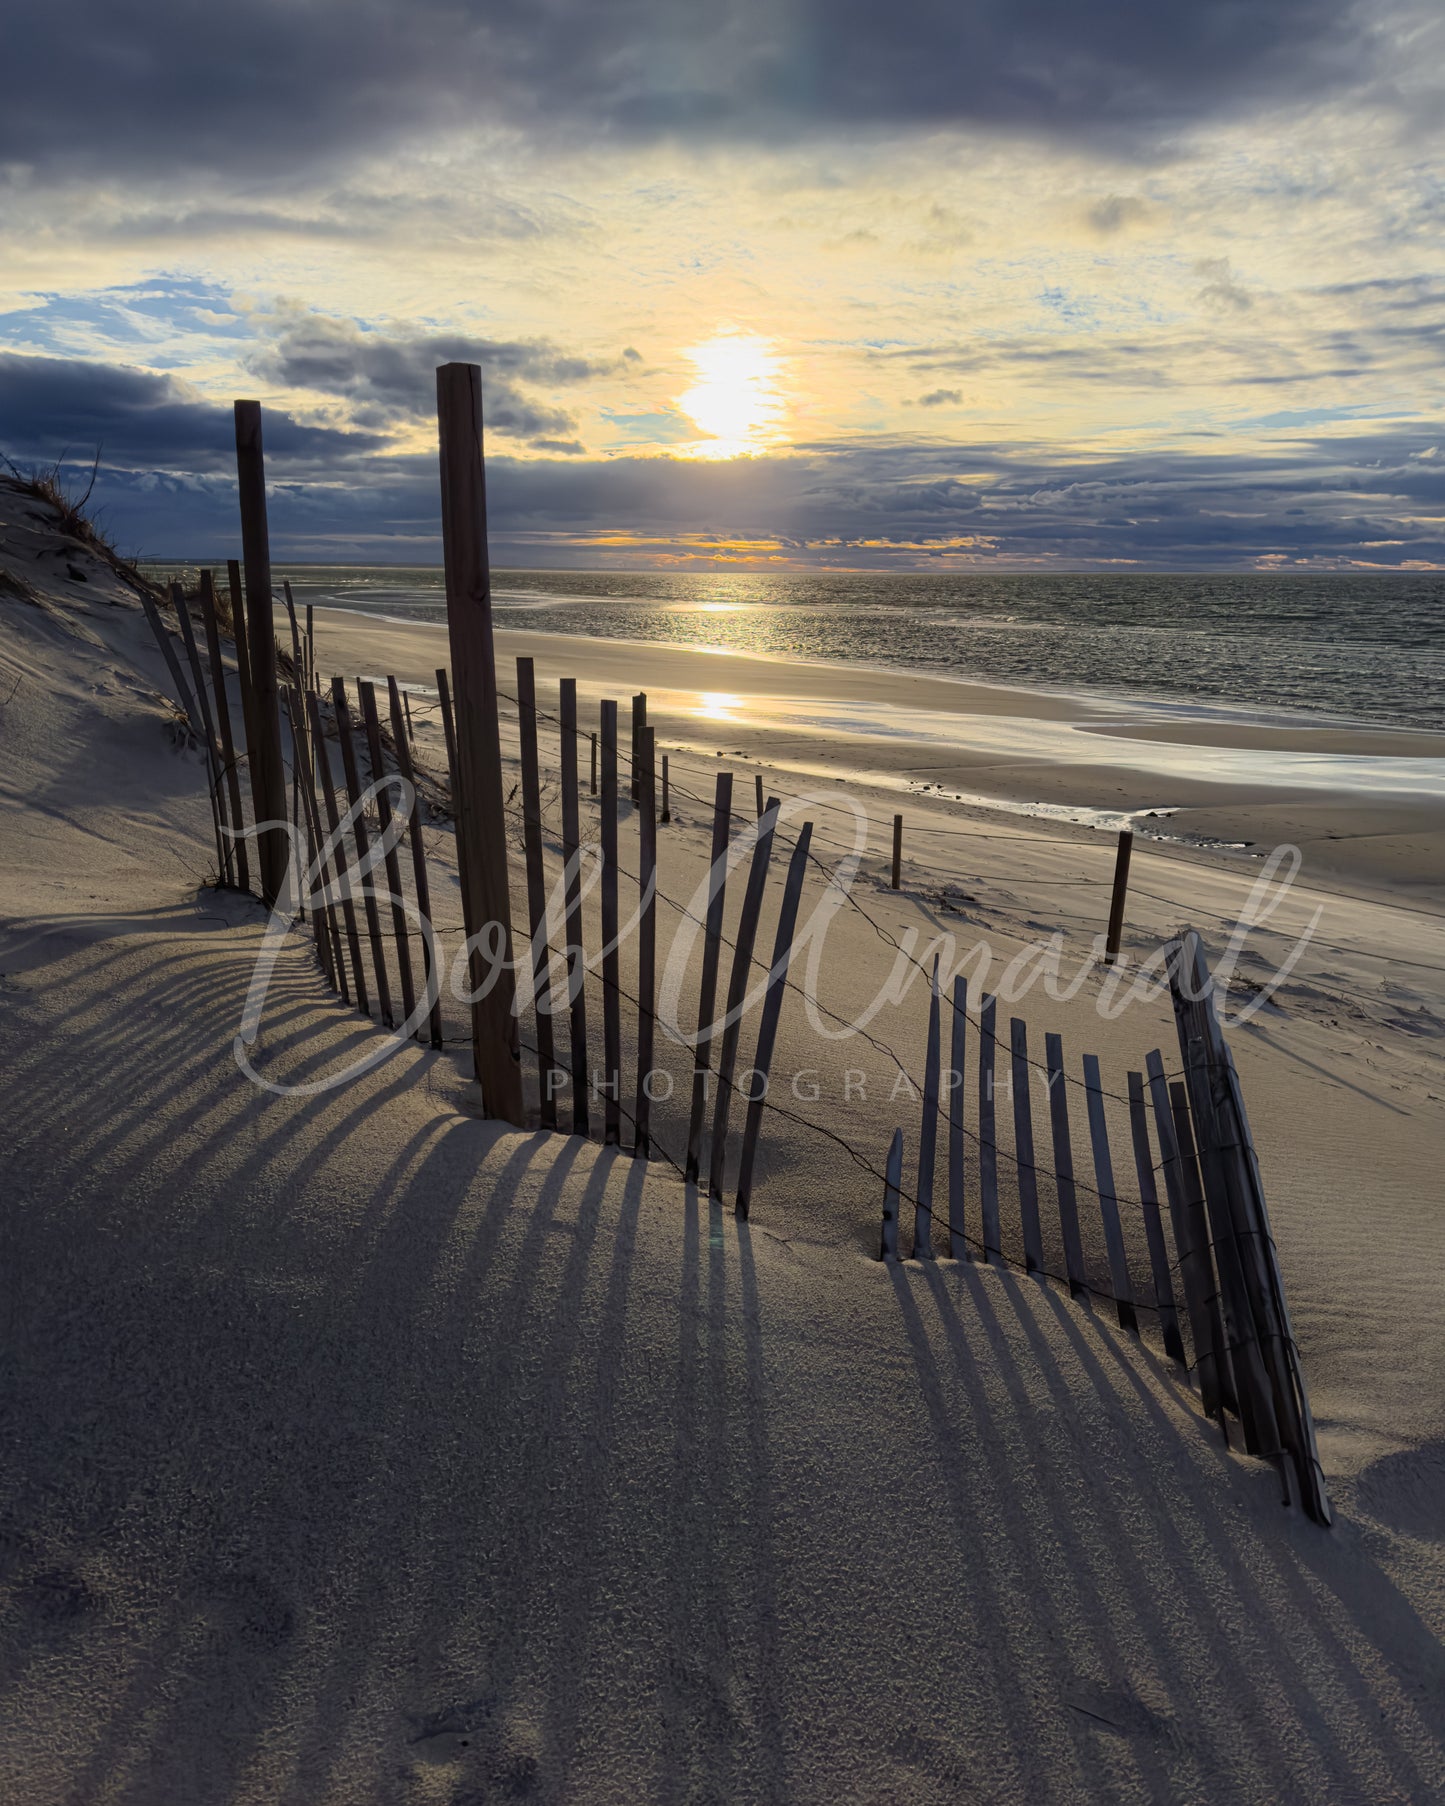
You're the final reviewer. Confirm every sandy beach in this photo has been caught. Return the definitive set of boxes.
[3,479,1444,1802]
[311,608,1445,905]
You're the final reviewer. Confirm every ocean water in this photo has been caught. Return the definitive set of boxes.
[181,566,1445,732]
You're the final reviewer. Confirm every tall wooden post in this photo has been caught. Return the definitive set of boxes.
[1104,829,1134,965]
[435,362,524,1125]
[233,401,289,907]
[891,813,903,890]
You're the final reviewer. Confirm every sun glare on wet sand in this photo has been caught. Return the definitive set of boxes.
[676,332,787,459]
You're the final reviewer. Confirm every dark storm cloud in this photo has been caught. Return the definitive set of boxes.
[251,313,607,445]
[0,352,382,471]
[0,1,1394,184]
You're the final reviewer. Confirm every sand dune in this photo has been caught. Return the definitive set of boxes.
[2,479,1443,1802]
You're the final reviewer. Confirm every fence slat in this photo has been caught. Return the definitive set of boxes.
[331,677,393,1027]
[600,699,622,1144]
[558,677,590,1135]
[977,993,1000,1260]
[435,666,460,799]
[735,821,813,1219]
[880,1127,903,1260]
[948,975,969,1259]
[1010,1019,1046,1275]
[1081,1053,1139,1332]
[307,691,369,1013]
[708,798,779,1202]
[630,693,646,802]
[295,683,349,996]
[915,957,941,1258]
[634,725,658,1158]
[138,586,200,728]
[1044,1031,1088,1300]
[1182,1032,1280,1458]
[1127,1071,1185,1363]
[515,657,559,1126]
[1143,1052,1216,1394]
[387,676,444,1049]
[170,582,229,882]
[1220,1038,1331,1523]
[685,773,734,1183]
[198,570,250,892]
[359,681,418,1032]
[1167,1077,1235,1417]
[226,559,258,791]
[284,685,337,988]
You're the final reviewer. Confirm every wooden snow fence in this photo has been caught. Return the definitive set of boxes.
[877,930,1330,1524]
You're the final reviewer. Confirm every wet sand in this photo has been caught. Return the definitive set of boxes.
[310,610,1445,906]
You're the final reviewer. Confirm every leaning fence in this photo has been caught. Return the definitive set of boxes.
[130,362,1332,1526]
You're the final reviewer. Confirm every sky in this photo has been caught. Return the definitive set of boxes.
[1,1,1442,570]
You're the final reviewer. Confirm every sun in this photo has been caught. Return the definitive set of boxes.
[676,332,787,460]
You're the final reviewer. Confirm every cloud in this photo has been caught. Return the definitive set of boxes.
[250,310,619,446]
[916,390,964,407]
[0,1,1400,189]
[0,351,381,473]
[1195,258,1253,312]
[1086,194,1150,235]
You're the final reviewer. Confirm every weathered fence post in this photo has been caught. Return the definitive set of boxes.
[978,993,1000,1260]
[435,362,524,1124]
[685,773,734,1183]
[735,820,814,1219]
[1127,1070,1186,1363]
[1081,1053,1138,1332]
[891,813,903,890]
[1104,828,1133,965]
[754,772,765,820]
[233,400,289,907]
[559,677,590,1135]
[590,731,598,796]
[634,725,658,1157]
[947,976,969,1259]
[915,957,941,1258]
[600,699,622,1144]
[307,691,369,1013]
[1044,1031,1089,1300]
[387,676,445,1049]
[708,799,779,1202]
[227,559,258,785]
[435,666,460,799]
[1010,1018,1045,1275]
[516,656,559,1126]
[880,1128,903,1260]
[331,676,394,1028]
[283,685,336,988]
[630,692,646,803]
[169,581,229,881]
[198,569,250,892]
[661,753,671,824]
[289,684,348,1001]
[358,680,418,1031]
